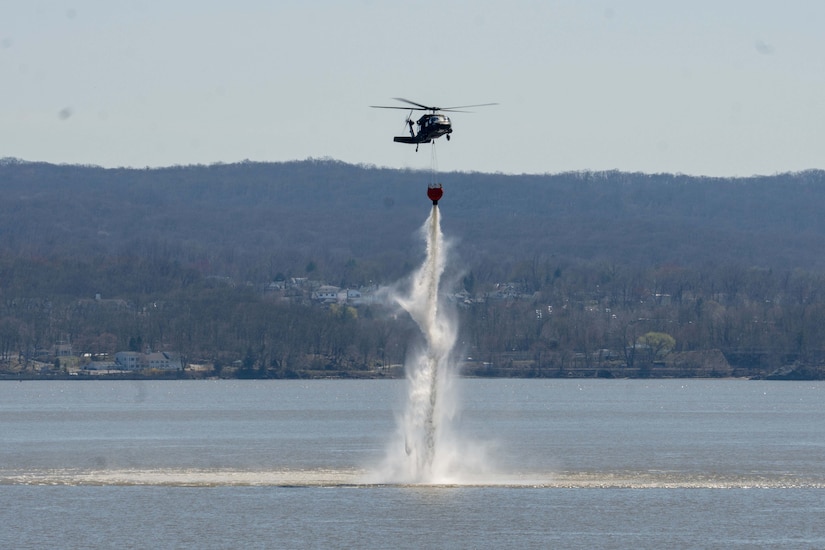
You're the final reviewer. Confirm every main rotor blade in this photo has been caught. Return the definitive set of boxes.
[392,97,433,110]
[371,98,499,112]
[442,102,499,110]
[370,105,424,110]
[369,98,431,110]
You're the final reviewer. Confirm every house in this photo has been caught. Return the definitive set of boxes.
[115,351,182,371]
[83,361,120,372]
[266,281,286,292]
[312,285,341,302]
[114,352,141,369]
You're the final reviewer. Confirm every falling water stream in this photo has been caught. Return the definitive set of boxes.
[367,204,496,485]
[397,205,450,476]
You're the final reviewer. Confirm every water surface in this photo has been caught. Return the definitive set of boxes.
[2,379,823,548]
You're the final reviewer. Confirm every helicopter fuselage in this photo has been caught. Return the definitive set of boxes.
[394,113,452,144]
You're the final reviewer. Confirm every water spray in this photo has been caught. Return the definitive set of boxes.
[402,205,450,473]
[370,195,490,484]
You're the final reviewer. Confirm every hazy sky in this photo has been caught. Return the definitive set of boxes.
[2,1,823,176]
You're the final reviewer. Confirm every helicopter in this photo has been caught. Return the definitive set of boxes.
[371,98,497,151]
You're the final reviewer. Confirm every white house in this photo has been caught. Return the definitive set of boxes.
[312,285,341,302]
[114,351,141,369]
[115,351,182,370]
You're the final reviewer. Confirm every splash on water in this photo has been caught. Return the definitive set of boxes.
[4,466,823,488]
[366,206,495,485]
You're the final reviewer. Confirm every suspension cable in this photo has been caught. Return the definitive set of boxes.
[430,142,439,186]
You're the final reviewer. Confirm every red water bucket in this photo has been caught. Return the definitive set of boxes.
[427,184,443,204]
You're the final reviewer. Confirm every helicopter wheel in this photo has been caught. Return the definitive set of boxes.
[446,134,451,141]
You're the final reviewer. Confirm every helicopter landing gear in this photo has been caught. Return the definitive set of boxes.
[446,134,451,141]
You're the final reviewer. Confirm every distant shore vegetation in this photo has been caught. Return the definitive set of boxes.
[2,159,824,380]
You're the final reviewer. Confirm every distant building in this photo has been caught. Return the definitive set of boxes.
[312,285,341,302]
[266,281,286,292]
[114,351,182,371]
[114,351,141,369]
[83,361,119,371]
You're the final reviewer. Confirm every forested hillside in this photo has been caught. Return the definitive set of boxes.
[2,158,825,378]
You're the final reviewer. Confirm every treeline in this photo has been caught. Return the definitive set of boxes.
[461,261,825,378]
[2,159,825,378]
[3,253,825,378]
[0,254,419,376]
